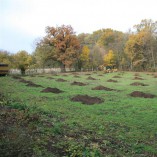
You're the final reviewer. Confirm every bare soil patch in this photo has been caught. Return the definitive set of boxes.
[130,91,155,98]
[71,95,103,105]
[134,77,144,80]
[12,76,21,79]
[130,82,148,86]
[87,76,97,80]
[26,82,43,87]
[47,77,55,79]
[92,85,116,91]
[113,76,121,78]
[41,87,63,93]
[154,75,157,78]
[107,79,118,83]
[19,79,32,84]
[73,75,80,78]
[56,78,67,82]
[71,81,86,86]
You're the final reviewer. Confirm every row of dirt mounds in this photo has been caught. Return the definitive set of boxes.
[92,85,117,91]
[87,76,97,80]
[41,87,63,93]
[71,95,103,105]
[130,91,156,98]
[133,77,144,80]
[56,78,67,82]
[130,82,148,86]
[107,79,118,83]
[71,81,87,86]
[12,76,43,87]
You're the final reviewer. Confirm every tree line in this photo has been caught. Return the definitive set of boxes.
[0,19,157,74]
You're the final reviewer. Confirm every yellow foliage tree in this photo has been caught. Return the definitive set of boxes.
[104,50,116,66]
[80,45,90,69]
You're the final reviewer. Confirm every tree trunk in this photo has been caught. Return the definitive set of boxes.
[21,68,25,75]
[60,63,66,72]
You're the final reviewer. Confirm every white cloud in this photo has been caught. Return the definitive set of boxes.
[0,0,157,52]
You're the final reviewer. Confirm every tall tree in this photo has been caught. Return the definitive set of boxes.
[40,25,80,72]
[104,50,116,67]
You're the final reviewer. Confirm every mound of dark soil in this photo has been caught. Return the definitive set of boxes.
[19,79,32,84]
[87,76,97,80]
[12,76,21,79]
[71,81,86,86]
[130,91,155,98]
[26,82,43,87]
[107,79,118,83]
[85,73,91,75]
[73,75,80,78]
[113,76,121,78]
[41,87,63,93]
[130,82,148,86]
[98,74,103,76]
[134,73,140,76]
[154,75,157,78]
[134,77,144,80]
[71,95,103,105]
[47,77,54,79]
[56,78,67,82]
[92,85,115,91]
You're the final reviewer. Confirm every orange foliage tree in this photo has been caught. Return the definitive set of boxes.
[41,25,80,72]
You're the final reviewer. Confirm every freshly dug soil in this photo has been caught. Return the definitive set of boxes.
[41,87,63,93]
[112,76,121,78]
[71,95,103,105]
[107,79,118,82]
[26,82,43,87]
[134,77,144,80]
[92,85,115,91]
[130,82,148,86]
[73,75,80,78]
[47,77,54,79]
[12,76,21,79]
[56,78,67,82]
[87,76,97,80]
[130,91,155,98]
[154,75,157,78]
[71,81,86,86]
[19,79,32,84]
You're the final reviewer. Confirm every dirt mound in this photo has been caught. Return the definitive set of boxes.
[92,85,115,91]
[71,81,86,86]
[56,78,67,82]
[113,76,121,78]
[19,79,32,84]
[107,79,118,83]
[85,73,91,75]
[98,74,103,76]
[73,75,80,78]
[41,87,63,93]
[134,77,144,80]
[12,76,21,79]
[130,82,148,86]
[130,91,155,98]
[47,77,54,79]
[134,73,140,76]
[87,76,97,80]
[71,95,103,105]
[154,75,157,78]
[26,82,43,87]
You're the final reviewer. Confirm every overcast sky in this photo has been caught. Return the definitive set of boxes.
[0,0,157,53]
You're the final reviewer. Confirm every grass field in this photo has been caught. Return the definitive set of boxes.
[0,71,157,156]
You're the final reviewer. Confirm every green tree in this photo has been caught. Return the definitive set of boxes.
[13,50,32,75]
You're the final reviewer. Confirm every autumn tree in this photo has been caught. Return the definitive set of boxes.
[104,50,116,67]
[80,45,90,70]
[13,50,32,75]
[0,50,13,67]
[40,25,80,72]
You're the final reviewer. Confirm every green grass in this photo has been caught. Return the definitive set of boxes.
[1,71,157,156]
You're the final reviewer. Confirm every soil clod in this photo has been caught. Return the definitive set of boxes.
[130,82,148,86]
[41,87,63,93]
[71,95,103,105]
[56,78,67,82]
[92,85,116,91]
[130,91,155,98]
[71,81,86,86]
[107,79,118,83]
